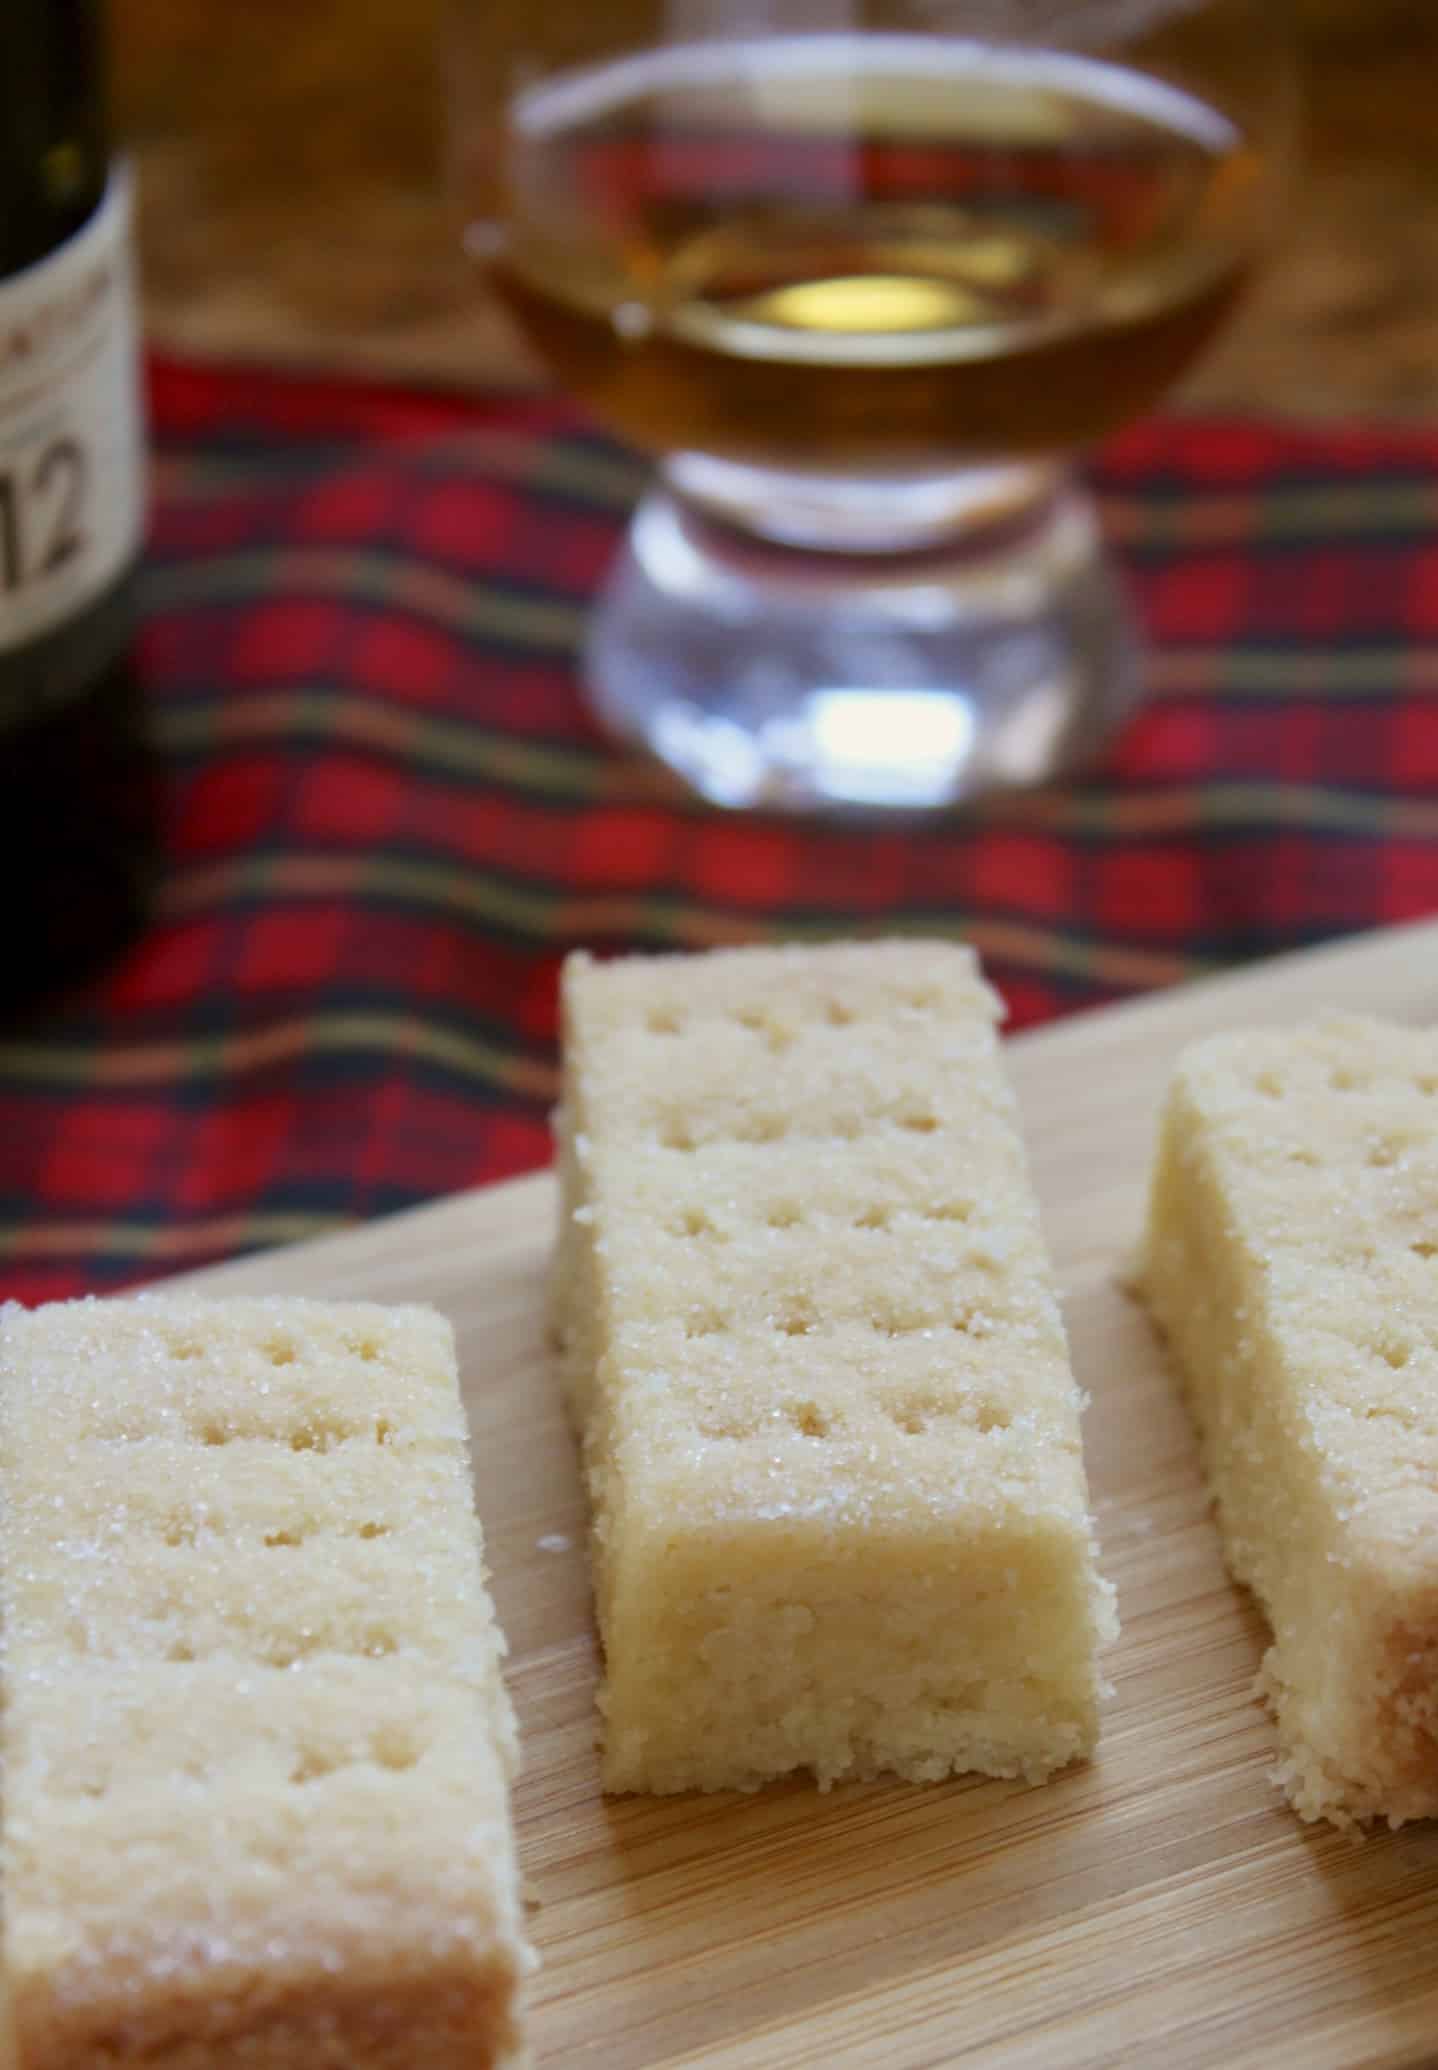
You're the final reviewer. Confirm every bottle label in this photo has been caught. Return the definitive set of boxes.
[0,168,143,656]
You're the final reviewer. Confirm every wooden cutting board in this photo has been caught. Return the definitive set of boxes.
[186,917,1438,2069]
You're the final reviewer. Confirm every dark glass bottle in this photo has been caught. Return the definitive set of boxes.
[0,0,154,1011]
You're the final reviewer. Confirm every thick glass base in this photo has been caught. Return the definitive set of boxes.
[584,461,1141,813]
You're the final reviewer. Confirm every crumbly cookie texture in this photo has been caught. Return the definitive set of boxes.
[0,1293,534,2070]
[1136,1013,1438,1828]
[551,939,1117,1796]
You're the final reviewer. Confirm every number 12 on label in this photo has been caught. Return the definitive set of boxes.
[0,438,88,594]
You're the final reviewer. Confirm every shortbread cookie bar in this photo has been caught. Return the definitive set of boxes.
[1138,1014,1438,1826]
[0,1294,534,2069]
[552,940,1116,1794]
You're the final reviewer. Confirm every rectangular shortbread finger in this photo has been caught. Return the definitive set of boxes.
[551,940,1116,1794]
[0,1294,534,2070]
[1137,1014,1438,1827]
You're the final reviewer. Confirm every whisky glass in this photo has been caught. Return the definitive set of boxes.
[453,0,1294,811]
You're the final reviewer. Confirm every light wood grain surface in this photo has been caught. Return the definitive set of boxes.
[184,918,1438,2069]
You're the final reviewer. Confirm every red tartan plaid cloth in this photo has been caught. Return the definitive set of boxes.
[3,354,1437,1303]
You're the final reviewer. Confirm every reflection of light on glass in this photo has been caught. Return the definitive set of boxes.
[748,275,981,334]
[632,496,751,613]
[655,704,766,807]
[512,35,1240,146]
[801,690,974,807]
[987,675,1074,782]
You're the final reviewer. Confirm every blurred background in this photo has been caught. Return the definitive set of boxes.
[116,0,1437,412]
[7,0,1437,1305]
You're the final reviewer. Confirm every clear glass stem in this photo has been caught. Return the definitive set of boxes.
[583,461,1142,813]
[664,451,1066,555]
